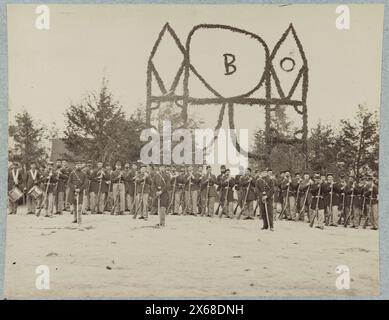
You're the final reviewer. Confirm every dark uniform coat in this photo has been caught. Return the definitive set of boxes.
[153,171,171,207]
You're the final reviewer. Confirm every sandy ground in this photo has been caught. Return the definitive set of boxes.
[3,205,379,298]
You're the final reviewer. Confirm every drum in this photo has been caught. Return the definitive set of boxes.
[8,187,24,203]
[27,185,43,200]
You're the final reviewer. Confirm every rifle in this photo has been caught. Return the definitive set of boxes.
[299,183,310,216]
[363,189,373,229]
[129,178,137,213]
[64,169,72,209]
[51,169,61,214]
[203,177,211,216]
[344,183,355,227]
[94,171,103,213]
[236,178,251,220]
[358,194,366,227]
[326,182,334,226]
[157,193,161,218]
[110,173,122,215]
[167,175,177,214]
[337,187,346,225]
[309,183,322,228]
[183,174,193,215]
[294,181,301,221]
[36,173,51,217]
[217,180,230,218]
[133,174,146,219]
[278,181,290,220]
[263,194,270,229]
[76,190,81,225]
[103,178,112,212]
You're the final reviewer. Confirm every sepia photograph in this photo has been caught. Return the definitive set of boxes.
[4,3,384,298]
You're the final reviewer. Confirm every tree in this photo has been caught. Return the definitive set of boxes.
[64,78,146,164]
[251,106,304,172]
[9,110,47,168]
[336,105,379,180]
[308,122,338,174]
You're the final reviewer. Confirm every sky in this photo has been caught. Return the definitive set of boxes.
[7,4,384,144]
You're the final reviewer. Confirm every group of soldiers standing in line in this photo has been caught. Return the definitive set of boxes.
[8,159,379,231]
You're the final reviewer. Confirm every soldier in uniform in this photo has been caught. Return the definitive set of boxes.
[172,167,185,215]
[234,166,245,214]
[153,164,171,227]
[68,160,87,223]
[42,161,58,217]
[218,168,235,218]
[344,176,358,228]
[216,165,226,193]
[293,172,302,220]
[280,170,297,220]
[8,162,24,215]
[266,168,277,219]
[337,174,347,224]
[239,167,256,220]
[256,170,275,231]
[54,159,68,214]
[104,164,114,212]
[80,160,92,214]
[110,160,126,215]
[135,164,153,220]
[25,162,40,214]
[90,160,107,214]
[310,173,325,229]
[61,159,71,211]
[126,163,138,215]
[200,165,217,217]
[275,171,285,214]
[183,165,201,215]
[123,162,131,212]
[297,172,312,222]
[364,175,378,230]
[323,173,341,226]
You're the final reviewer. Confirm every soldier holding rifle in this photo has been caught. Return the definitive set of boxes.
[280,170,297,220]
[217,168,235,219]
[61,159,71,212]
[54,159,68,215]
[309,173,325,229]
[68,160,87,224]
[200,165,217,217]
[90,160,107,214]
[238,168,256,220]
[126,163,138,215]
[256,170,275,231]
[323,173,341,226]
[363,175,379,230]
[293,172,302,220]
[183,165,201,216]
[153,165,171,227]
[110,160,126,215]
[344,176,358,228]
[172,167,186,215]
[42,161,58,218]
[134,164,153,220]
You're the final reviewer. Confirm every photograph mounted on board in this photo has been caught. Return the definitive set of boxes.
[4,3,383,298]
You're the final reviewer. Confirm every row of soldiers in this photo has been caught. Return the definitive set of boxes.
[8,160,379,230]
